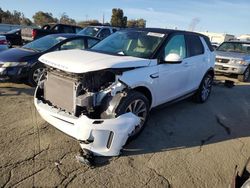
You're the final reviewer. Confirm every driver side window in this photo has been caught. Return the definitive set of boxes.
[163,35,186,59]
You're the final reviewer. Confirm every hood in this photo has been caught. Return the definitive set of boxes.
[0,48,39,62]
[215,50,250,61]
[39,49,151,73]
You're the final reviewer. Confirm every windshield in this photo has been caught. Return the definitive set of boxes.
[23,35,67,52]
[78,27,100,37]
[217,42,250,54]
[91,30,165,58]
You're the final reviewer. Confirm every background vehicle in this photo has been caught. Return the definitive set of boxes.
[78,26,119,39]
[0,35,8,52]
[0,34,100,86]
[215,41,250,82]
[21,23,82,42]
[35,28,215,157]
[0,29,23,47]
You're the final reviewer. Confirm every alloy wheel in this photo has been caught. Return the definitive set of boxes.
[33,68,45,84]
[201,75,213,101]
[125,99,147,136]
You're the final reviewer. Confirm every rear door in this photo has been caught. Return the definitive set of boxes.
[185,34,207,90]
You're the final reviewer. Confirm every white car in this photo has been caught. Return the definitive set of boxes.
[35,28,215,156]
[0,35,8,52]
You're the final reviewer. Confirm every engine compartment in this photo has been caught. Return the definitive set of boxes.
[36,67,127,119]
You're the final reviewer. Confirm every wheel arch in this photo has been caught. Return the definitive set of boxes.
[133,86,153,108]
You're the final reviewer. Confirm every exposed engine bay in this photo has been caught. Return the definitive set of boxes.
[36,67,129,119]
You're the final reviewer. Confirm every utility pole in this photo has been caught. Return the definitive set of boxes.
[102,13,105,24]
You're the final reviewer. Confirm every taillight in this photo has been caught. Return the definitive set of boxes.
[32,30,37,39]
[0,39,7,45]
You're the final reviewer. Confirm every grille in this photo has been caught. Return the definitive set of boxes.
[216,58,230,63]
[44,72,76,113]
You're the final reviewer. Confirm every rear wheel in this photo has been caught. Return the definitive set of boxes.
[238,66,250,82]
[194,73,213,103]
[28,63,45,87]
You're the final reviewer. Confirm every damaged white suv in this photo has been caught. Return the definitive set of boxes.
[35,28,215,157]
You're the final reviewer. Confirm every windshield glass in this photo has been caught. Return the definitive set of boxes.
[91,30,165,58]
[217,42,250,54]
[78,27,100,37]
[23,35,67,52]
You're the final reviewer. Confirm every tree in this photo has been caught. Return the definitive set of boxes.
[127,19,146,28]
[33,11,57,26]
[77,20,100,27]
[110,8,127,27]
[59,13,76,25]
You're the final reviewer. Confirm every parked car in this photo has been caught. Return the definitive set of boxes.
[34,28,215,157]
[78,26,119,39]
[0,35,8,52]
[215,41,250,82]
[0,34,100,85]
[21,23,82,42]
[0,28,23,47]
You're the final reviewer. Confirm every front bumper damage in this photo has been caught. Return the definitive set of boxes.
[34,97,140,156]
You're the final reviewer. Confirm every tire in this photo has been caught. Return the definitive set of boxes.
[103,90,150,140]
[28,63,45,87]
[238,66,250,82]
[194,73,213,103]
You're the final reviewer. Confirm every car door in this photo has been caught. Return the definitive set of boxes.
[156,34,192,105]
[185,34,207,90]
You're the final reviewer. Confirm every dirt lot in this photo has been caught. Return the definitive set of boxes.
[0,76,250,188]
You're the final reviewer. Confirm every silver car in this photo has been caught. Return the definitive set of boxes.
[215,41,250,82]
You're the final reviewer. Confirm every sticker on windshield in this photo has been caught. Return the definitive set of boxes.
[147,32,165,38]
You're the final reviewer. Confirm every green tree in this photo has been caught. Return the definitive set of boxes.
[110,8,127,27]
[33,11,57,26]
[59,13,76,25]
[77,20,100,27]
[127,19,146,28]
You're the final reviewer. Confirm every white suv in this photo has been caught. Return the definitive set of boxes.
[35,28,215,156]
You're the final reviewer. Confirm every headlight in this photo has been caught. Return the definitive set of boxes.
[230,59,248,65]
[0,62,28,68]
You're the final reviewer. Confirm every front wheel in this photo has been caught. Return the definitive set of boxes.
[28,63,45,87]
[238,66,250,82]
[194,73,213,103]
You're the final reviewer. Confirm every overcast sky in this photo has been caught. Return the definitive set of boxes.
[1,0,249,35]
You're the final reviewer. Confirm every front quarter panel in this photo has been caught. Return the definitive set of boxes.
[118,61,158,108]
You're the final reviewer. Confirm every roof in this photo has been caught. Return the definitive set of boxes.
[222,40,250,44]
[122,27,207,37]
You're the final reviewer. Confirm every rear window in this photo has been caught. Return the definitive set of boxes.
[186,35,204,57]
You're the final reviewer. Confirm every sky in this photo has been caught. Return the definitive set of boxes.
[1,0,249,36]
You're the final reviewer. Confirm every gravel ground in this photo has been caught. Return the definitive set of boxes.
[0,76,250,188]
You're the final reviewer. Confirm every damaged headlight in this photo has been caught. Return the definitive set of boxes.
[0,62,28,68]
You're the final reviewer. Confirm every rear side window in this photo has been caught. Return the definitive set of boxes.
[186,35,204,57]
[203,36,214,51]
[62,26,74,33]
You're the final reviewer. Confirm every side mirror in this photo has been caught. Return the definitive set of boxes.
[164,53,182,63]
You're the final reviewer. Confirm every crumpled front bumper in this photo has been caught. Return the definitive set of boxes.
[34,98,140,156]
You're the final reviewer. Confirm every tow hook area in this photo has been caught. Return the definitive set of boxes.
[76,149,95,167]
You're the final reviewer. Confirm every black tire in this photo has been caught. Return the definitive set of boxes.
[28,63,45,87]
[238,66,250,82]
[104,90,150,140]
[194,73,213,103]
[116,90,150,139]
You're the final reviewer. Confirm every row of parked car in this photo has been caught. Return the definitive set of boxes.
[0,25,119,85]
